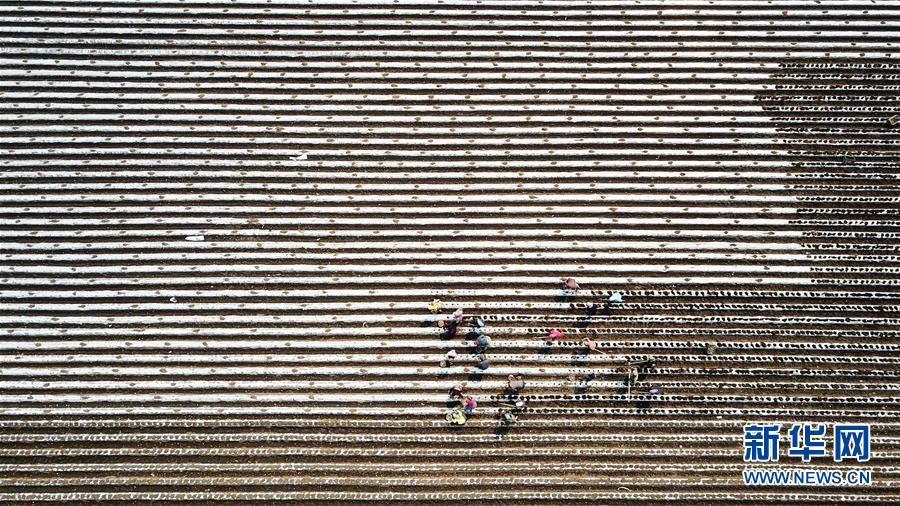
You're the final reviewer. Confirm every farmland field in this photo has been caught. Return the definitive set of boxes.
[0,0,898,504]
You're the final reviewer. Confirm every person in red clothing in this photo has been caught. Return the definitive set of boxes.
[449,383,466,399]
[547,329,565,343]
[461,396,477,415]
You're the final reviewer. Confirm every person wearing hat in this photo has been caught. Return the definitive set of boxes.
[449,383,466,399]
[506,374,525,394]
[499,410,517,426]
[440,349,458,368]
[446,408,467,426]
[474,334,492,352]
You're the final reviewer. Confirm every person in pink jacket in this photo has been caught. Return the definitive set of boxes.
[547,329,565,342]
[462,396,477,415]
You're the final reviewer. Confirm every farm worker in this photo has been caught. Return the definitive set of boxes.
[462,396,477,415]
[441,349,458,368]
[506,374,525,394]
[562,277,580,290]
[446,408,467,426]
[428,299,443,313]
[608,292,623,304]
[449,383,466,399]
[625,367,639,395]
[441,320,459,339]
[547,329,565,342]
[475,334,492,351]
